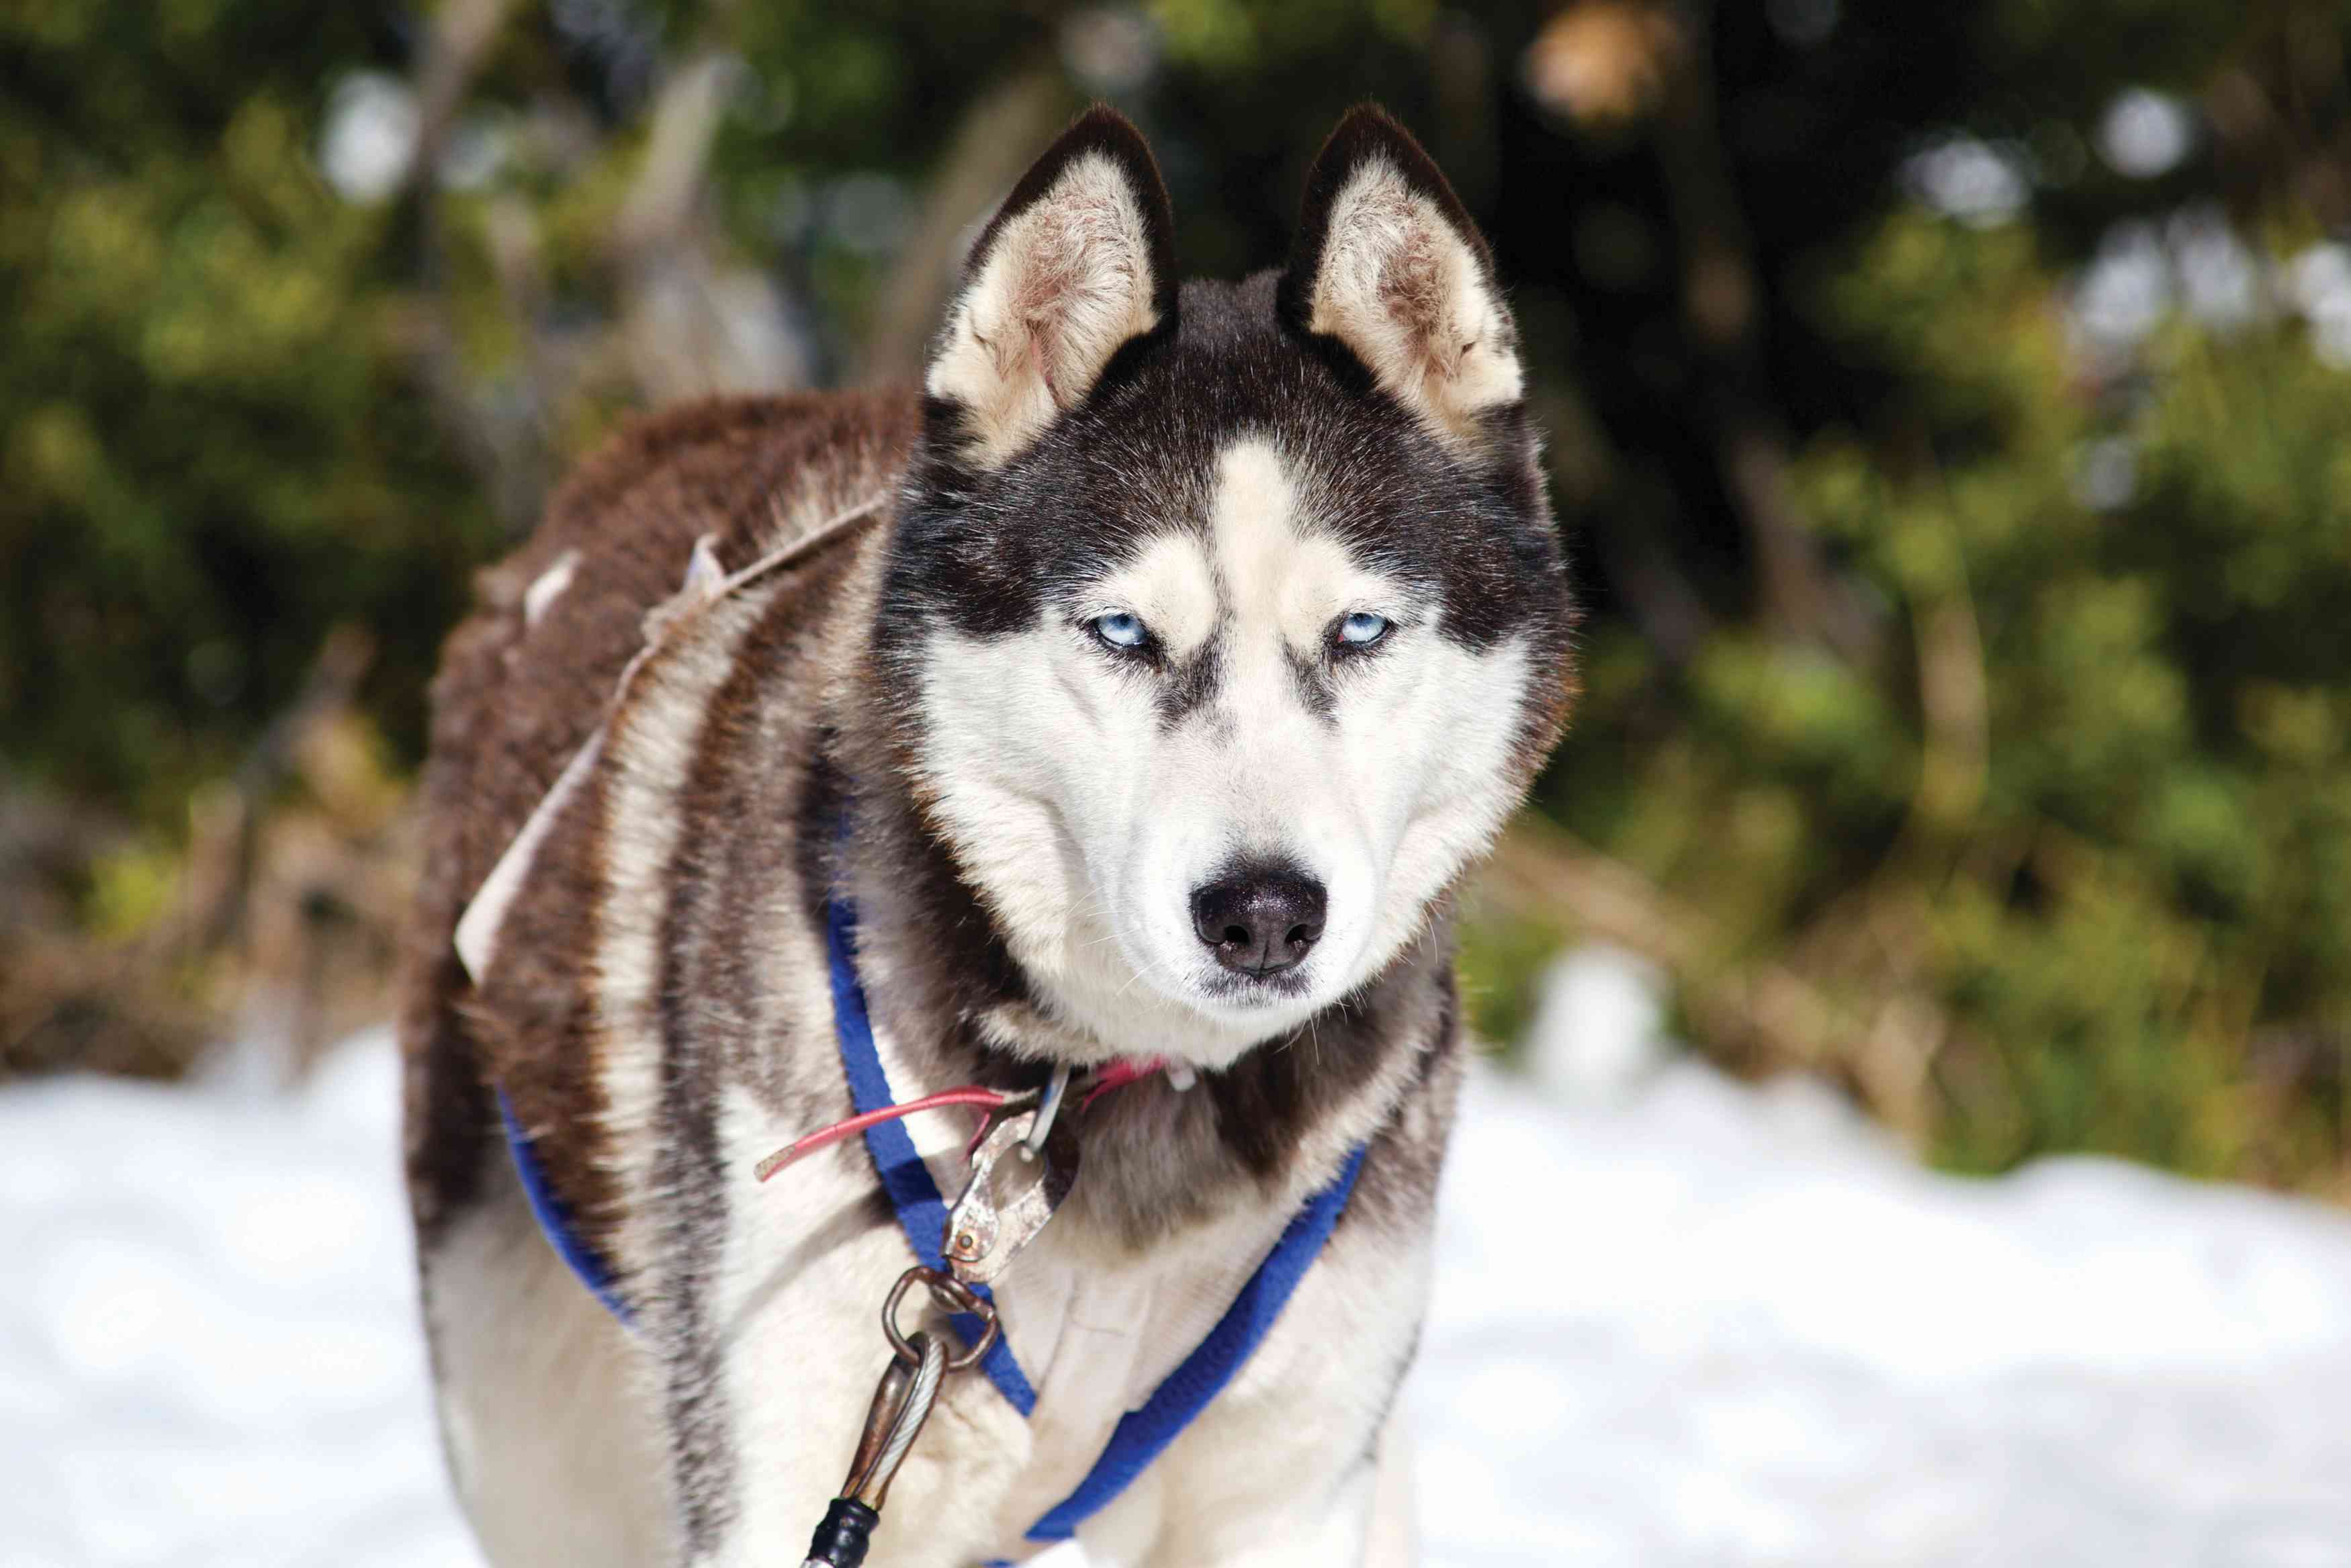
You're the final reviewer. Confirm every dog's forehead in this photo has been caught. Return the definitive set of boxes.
[1094,439,1412,653]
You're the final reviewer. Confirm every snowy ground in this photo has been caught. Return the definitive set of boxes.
[7,949,2351,1566]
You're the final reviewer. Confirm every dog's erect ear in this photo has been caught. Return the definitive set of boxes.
[924,106,1177,469]
[1278,105,1523,447]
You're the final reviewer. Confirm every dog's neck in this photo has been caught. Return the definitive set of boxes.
[822,727,1455,1252]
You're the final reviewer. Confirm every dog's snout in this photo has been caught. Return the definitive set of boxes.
[1190,864,1327,978]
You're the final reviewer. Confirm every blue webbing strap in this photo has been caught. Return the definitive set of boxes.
[496,1089,633,1324]
[826,893,1039,1415]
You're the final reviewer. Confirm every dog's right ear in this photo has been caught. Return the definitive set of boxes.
[924,106,1177,469]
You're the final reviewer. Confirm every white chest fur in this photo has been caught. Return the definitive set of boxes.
[707,1019,1355,1567]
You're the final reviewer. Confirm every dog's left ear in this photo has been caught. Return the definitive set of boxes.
[925,105,1178,469]
[1278,106,1523,448]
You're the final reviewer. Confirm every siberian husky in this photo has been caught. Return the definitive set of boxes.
[400,104,1574,1567]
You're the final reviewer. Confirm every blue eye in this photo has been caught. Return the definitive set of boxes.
[1092,611,1149,650]
[1337,612,1390,647]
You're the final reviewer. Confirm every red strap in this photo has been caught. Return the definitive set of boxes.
[756,1058,1169,1181]
[755,1087,1012,1180]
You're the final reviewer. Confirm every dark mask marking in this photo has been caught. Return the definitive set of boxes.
[1155,618,1227,729]
[1285,643,1338,721]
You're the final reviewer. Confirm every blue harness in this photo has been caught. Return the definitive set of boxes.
[498,889,1365,1550]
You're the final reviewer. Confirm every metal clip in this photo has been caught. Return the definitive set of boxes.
[942,1107,1075,1285]
[799,1324,945,1567]
[842,1330,942,1509]
[799,1264,995,1567]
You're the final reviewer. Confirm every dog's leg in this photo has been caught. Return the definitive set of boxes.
[423,1152,675,1567]
[1363,1412,1415,1568]
[1104,1220,1428,1568]
[1135,1458,1382,1568]
[1110,1357,1401,1565]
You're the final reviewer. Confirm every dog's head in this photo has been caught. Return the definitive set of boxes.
[878,106,1574,1067]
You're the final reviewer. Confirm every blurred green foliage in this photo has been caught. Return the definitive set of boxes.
[3,0,2348,1189]
[1544,207,2351,1181]
[0,2,496,820]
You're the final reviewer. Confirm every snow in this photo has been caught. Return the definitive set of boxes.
[1419,952,2351,1567]
[8,951,2351,1565]
[0,1036,484,1568]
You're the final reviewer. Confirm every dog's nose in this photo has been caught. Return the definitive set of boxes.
[1191,866,1327,978]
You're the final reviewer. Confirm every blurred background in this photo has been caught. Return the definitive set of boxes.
[8,0,2351,1193]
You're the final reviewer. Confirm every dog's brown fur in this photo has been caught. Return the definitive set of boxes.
[401,391,920,1262]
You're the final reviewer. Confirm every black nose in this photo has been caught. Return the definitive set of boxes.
[1190,864,1327,978]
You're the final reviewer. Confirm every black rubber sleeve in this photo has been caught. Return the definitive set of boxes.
[802,1495,881,1566]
